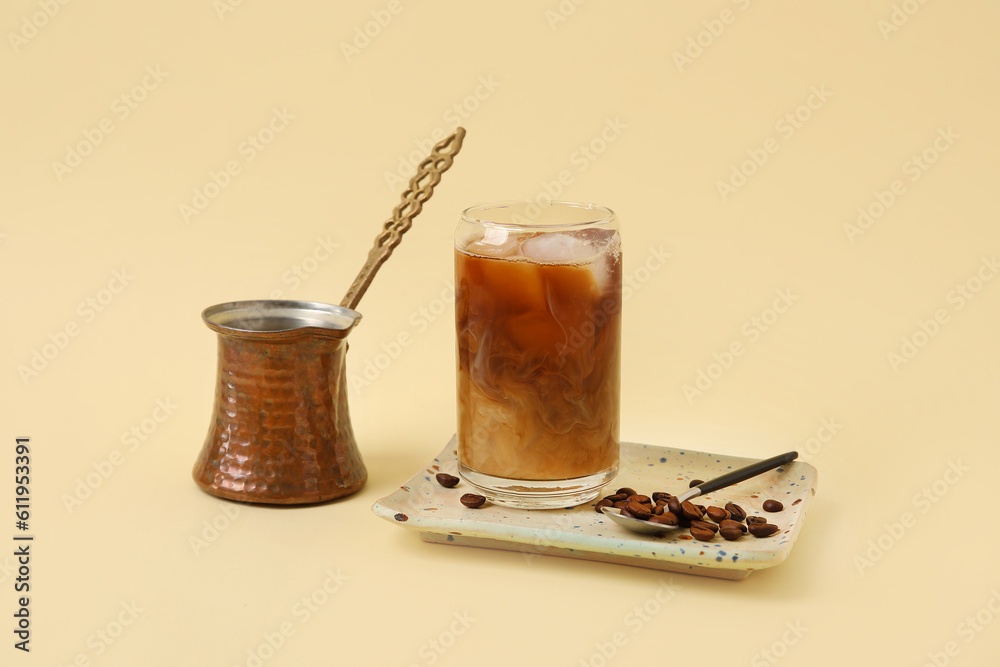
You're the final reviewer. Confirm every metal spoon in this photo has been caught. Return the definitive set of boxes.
[600,451,798,536]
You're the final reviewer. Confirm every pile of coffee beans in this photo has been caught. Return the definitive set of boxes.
[435,472,488,508]
[595,487,783,542]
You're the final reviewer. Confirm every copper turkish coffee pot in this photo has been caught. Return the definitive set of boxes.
[192,128,467,504]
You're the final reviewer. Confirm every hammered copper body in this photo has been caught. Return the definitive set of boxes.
[192,301,366,504]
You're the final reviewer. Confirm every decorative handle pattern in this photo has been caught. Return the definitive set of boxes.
[340,127,467,311]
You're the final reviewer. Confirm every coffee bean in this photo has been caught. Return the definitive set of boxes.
[688,479,704,488]
[605,493,628,502]
[626,499,652,520]
[595,498,614,514]
[613,500,628,510]
[667,496,683,515]
[748,523,779,538]
[650,513,679,526]
[652,504,664,515]
[696,504,707,515]
[435,473,460,488]
[763,499,783,512]
[616,487,637,497]
[655,498,669,507]
[680,501,704,520]
[652,492,673,502]
[725,502,747,522]
[747,516,766,525]
[460,493,486,508]
[690,519,718,534]
[629,494,652,505]
[620,506,635,519]
[690,524,716,541]
[706,506,730,523]
[720,519,747,534]
[720,525,743,541]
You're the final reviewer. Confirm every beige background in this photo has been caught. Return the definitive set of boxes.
[3,1,999,665]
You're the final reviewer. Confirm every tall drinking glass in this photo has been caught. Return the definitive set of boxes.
[454,201,622,509]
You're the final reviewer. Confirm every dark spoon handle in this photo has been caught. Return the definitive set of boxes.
[695,451,799,496]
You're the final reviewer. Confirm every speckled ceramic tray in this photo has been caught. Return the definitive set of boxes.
[372,437,817,580]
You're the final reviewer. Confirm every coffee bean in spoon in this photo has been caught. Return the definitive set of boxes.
[649,512,679,526]
[626,499,653,520]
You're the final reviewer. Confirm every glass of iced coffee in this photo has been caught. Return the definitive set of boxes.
[455,201,621,509]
